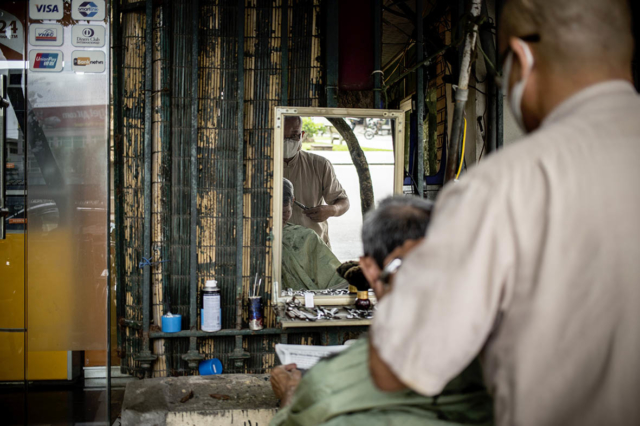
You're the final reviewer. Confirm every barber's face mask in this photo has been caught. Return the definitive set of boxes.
[502,39,534,132]
[283,137,302,159]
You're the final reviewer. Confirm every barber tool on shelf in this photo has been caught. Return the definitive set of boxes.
[281,288,350,297]
[248,273,264,330]
[283,296,373,321]
[202,279,222,332]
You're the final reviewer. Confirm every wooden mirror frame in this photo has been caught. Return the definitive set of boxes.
[272,106,405,306]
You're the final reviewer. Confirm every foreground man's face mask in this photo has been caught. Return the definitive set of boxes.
[283,137,302,159]
[502,38,535,132]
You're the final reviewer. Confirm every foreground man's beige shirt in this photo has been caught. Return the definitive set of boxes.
[372,81,640,426]
[284,150,347,247]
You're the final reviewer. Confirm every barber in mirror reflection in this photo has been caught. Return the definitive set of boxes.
[282,178,347,291]
[283,116,349,248]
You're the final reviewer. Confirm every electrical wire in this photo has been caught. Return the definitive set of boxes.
[455,117,467,179]
[468,85,488,96]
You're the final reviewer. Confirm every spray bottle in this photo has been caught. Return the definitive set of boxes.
[202,280,222,332]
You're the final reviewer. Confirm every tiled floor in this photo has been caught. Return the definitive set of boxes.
[0,385,124,425]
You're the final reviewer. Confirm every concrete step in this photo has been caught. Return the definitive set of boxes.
[121,374,277,426]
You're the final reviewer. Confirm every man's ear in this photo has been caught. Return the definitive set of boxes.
[359,256,380,286]
[509,37,535,82]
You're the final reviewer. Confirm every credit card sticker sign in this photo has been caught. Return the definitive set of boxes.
[29,50,63,72]
[30,1,64,20]
[71,25,105,47]
[71,0,106,21]
[71,50,105,73]
[29,24,64,46]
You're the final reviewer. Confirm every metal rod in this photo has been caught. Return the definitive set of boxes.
[495,0,505,149]
[373,0,382,108]
[497,85,504,149]
[150,325,370,339]
[140,0,155,375]
[112,0,125,365]
[235,0,245,330]
[281,0,288,106]
[416,0,424,197]
[325,0,339,107]
[0,75,7,240]
[151,328,286,339]
[106,0,113,421]
[181,0,204,371]
[445,0,482,182]
[479,0,497,154]
[189,0,199,337]
[161,0,172,315]
[229,1,249,372]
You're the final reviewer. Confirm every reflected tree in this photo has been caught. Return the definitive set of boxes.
[326,118,374,216]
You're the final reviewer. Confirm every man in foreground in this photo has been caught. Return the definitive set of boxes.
[369,1,640,425]
[282,116,349,247]
[270,196,493,426]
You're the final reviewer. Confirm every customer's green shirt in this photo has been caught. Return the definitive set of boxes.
[282,223,347,291]
[270,338,493,426]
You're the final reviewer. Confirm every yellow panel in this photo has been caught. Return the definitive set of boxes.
[27,351,68,381]
[0,333,24,382]
[0,234,25,329]
[28,227,107,352]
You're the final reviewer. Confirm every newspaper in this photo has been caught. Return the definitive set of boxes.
[275,343,348,370]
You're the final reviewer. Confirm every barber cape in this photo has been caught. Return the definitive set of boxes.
[282,223,347,291]
[270,338,493,426]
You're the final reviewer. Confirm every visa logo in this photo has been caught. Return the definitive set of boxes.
[35,4,60,13]
[34,52,58,69]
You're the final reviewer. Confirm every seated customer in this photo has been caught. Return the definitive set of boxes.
[282,178,347,291]
[270,196,493,426]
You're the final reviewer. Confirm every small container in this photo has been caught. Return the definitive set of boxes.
[202,280,222,332]
[355,291,371,310]
[199,358,223,375]
[248,296,263,330]
[161,313,182,333]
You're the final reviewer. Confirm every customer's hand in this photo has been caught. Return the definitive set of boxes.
[270,364,302,407]
[304,205,335,222]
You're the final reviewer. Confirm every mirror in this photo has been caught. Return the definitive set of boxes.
[272,107,404,305]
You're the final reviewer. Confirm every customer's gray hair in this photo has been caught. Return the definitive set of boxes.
[283,178,294,206]
[362,196,434,268]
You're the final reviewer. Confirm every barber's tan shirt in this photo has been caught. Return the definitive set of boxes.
[284,150,347,247]
[372,81,640,426]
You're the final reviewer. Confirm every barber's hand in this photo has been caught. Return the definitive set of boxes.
[304,205,336,222]
[270,364,302,406]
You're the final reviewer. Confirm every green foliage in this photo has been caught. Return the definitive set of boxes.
[302,118,325,138]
